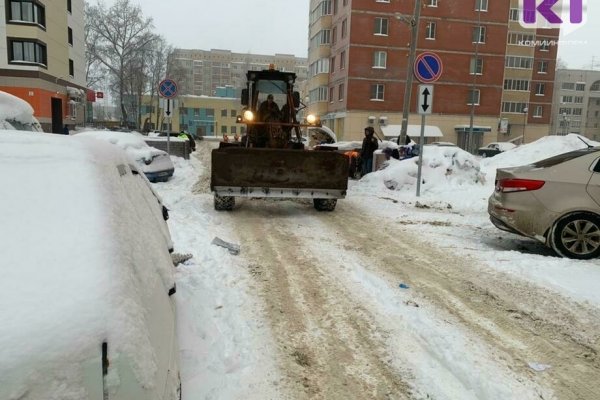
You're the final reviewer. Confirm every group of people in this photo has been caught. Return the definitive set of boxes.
[360,126,418,175]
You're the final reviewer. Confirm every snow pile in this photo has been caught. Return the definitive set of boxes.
[481,134,600,171]
[76,130,165,163]
[360,145,485,193]
[0,90,35,122]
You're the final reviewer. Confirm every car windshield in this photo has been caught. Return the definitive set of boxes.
[532,148,599,168]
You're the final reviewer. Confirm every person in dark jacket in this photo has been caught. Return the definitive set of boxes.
[361,126,379,175]
[62,125,70,135]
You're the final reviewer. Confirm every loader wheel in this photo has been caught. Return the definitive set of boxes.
[214,194,235,211]
[314,199,337,212]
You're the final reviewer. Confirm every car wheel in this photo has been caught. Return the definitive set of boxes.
[214,194,235,211]
[314,199,337,211]
[550,212,600,259]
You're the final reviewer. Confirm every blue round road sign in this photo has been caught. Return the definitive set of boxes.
[414,52,443,83]
[159,79,178,99]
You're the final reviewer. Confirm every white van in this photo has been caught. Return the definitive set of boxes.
[0,131,180,399]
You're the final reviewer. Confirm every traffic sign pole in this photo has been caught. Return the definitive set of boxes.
[158,79,178,155]
[416,84,434,197]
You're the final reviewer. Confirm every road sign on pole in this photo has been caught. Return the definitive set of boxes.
[418,84,433,115]
[414,52,443,83]
[158,79,178,99]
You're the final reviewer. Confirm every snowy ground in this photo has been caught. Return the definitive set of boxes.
[154,135,600,399]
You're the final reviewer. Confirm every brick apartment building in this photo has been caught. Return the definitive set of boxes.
[307,0,559,149]
[0,0,87,133]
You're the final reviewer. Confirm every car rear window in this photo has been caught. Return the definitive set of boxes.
[532,148,599,168]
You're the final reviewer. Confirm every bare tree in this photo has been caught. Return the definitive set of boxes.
[87,0,157,126]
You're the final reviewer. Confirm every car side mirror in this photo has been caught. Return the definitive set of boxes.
[293,91,300,108]
[241,89,249,106]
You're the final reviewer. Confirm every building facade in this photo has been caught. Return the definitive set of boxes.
[307,0,559,149]
[551,69,600,140]
[140,93,241,138]
[168,49,309,98]
[0,0,87,133]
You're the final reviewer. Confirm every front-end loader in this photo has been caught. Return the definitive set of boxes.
[210,66,349,211]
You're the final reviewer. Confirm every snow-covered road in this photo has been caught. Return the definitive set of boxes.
[155,139,600,400]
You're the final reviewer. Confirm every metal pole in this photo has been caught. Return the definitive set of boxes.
[167,116,171,155]
[416,114,426,197]
[399,0,422,146]
[522,107,528,144]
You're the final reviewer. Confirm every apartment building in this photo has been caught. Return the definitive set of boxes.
[551,69,600,140]
[168,49,309,98]
[0,0,87,133]
[307,0,559,149]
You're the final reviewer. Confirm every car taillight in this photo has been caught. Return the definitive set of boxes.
[496,178,545,193]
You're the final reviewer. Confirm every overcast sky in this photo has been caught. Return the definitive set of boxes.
[100,0,596,68]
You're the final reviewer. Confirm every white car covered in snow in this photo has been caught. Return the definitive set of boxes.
[77,130,175,182]
[0,90,43,132]
[0,131,180,400]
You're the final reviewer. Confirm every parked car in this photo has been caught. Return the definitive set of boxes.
[428,141,457,147]
[0,131,180,399]
[488,147,600,259]
[478,142,516,157]
[77,130,175,182]
[0,90,43,132]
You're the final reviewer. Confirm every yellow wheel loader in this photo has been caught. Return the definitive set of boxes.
[210,66,349,211]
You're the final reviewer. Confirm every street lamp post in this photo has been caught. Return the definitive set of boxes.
[396,0,422,146]
[522,107,528,144]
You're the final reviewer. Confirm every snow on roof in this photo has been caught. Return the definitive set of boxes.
[0,131,174,396]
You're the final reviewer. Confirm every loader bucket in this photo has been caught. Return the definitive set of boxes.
[211,147,349,199]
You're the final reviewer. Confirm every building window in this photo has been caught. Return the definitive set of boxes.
[329,87,334,103]
[371,84,384,101]
[591,81,600,91]
[428,0,438,7]
[338,83,344,101]
[340,50,346,69]
[533,105,543,118]
[472,26,486,43]
[343,0,348,5]
[68,101,76,119]
[330,56,335,72]
[539,40,550,51]
[502,102,528,113]
[67,0,72,13]
[221,109,227,117]
[333,0,338,14]
[538,61,549,73]
[8,0,46,27]
[374,17,388,35]
[9,39,47,66]
[572,108,583,116]
[470,57,483,75]
[375,0,390,2]
[535,83,545,96]
[576,83,586,91]
[467,89,480,105]
[68,27,73,45]
[426,22,436,40]
[230,110,236,117]
[231,126,237,134]
[574,96,584,104]
[341,18,347,38]
[373,51,387,68]
[475,0,488,11]
[69,59,74,76]
[332,27,337,45]
[504,79,530,91]
[561,95,573,103]
[309,86,329,102]
[509,8,520,21]
[505,56,533,69]
[221,126,227,134]
[508,32,535,45]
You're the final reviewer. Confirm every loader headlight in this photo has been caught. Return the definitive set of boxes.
[243,110,255,122]
[306,114,319,125]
